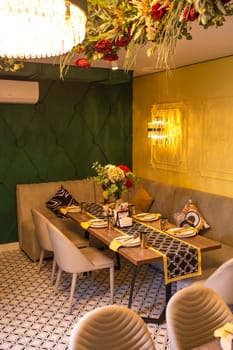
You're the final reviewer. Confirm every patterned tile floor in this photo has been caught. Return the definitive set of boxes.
[0,248,173,350]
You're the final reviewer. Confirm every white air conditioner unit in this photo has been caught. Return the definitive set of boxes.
[0,79,39,104]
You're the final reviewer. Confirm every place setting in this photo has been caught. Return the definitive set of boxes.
[133,212,161,222]
[109,234,141,252]
[80,218,108,230]
[59,205,81,216]
[165,226,197,238]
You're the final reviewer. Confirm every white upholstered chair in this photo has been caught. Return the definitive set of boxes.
[47,221,114,313]
[68,304,156,350]
[177,258,233,305]
[31,208,56,284]
[166,285,233,350]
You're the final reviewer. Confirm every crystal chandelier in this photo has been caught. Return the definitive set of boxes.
[0,0,87,59]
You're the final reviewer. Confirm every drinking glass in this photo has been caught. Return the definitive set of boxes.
[81,202,86,215]
[140,232,147,248]
[107,215,114,230]
[160,217,168,231]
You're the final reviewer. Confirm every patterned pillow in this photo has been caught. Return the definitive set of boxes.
[174,199,210,233]
[131,185,154,213]
[46,185,79,218]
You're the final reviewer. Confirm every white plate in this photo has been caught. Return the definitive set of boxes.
[166,227,196,238]
[134,213,160,222]
[88,219,108,228]
[66,206,81,213]
[115,236,140,247]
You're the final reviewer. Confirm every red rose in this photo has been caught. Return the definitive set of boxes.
[151,3,167,19]
[95,39,112,54]
[118,165,134,188]
[116,36,130,47]
[103,53,119,62]
[118,165,131,173]
[182,5,199,22]
[74,58,90,69]
[125,178,133,188]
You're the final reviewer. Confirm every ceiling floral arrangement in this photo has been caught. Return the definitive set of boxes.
[1,0,233,76]
[60,0,233,76]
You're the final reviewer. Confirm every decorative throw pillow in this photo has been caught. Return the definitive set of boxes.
[46,185,79,218]
[174,199,210,233]
[131,185,154,213]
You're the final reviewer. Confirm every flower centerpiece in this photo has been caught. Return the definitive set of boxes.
[91,161,135,202]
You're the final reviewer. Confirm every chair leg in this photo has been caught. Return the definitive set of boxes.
[109,266,114,304]
[68,273,78,314]
[54,268,62,293]
[38,249,45,273]
[51,258,56,285]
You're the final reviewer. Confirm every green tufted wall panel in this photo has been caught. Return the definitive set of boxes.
[0,75,132,244]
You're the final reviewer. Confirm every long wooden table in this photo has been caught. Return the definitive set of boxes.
[69,211,222,323]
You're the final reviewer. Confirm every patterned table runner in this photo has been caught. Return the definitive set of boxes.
[85,203,202,284]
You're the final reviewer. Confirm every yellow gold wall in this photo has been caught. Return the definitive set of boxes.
[133,56,233,197]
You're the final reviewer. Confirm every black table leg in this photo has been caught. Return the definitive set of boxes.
[127,265,172,324]
[165,282,172,305]
[128,265,138,308]
[142,282,172,324]
[115,252,121,270]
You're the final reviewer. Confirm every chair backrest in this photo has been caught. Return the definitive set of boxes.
[204,258,233,304]
[31,208,53,252]
[68,304,156,350]
[46,221,93,274]
[166,285,233,350]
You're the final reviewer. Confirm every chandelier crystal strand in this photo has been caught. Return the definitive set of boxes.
[0,0,86,59]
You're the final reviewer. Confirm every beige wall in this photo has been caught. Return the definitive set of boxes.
[133,56,233,197]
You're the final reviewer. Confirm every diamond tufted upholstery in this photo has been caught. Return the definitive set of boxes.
[0,73,132,246]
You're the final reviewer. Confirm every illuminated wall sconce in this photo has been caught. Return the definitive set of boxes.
[147,116,168,144]
[148,103,184,169]
[147,104,183,148]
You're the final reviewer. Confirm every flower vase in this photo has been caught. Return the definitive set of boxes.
[103,197,110,205]
[115,198,123,211]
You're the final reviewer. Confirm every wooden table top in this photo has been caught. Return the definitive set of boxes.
[69,212,222,266]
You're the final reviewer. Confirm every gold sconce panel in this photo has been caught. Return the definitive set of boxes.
[148,103,186,171]
[148,105,182,147]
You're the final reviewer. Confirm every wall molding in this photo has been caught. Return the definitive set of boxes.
[201,96,233,181]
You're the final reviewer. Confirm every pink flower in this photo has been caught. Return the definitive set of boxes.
[95,39,113,54]
[74,58,90,69]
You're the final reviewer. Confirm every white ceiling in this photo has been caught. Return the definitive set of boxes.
[90,17,233,77]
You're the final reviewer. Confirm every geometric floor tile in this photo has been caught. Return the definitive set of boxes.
[0,248,172,350]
